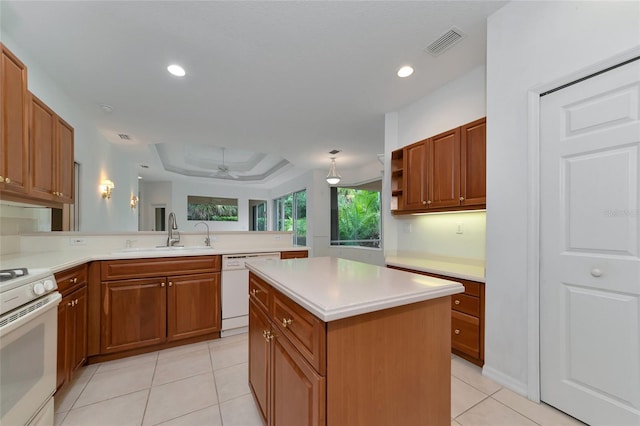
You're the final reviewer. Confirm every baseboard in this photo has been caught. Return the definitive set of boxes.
[482,364,528,397]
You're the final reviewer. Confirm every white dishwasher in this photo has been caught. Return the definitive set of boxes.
[221,252,280,337]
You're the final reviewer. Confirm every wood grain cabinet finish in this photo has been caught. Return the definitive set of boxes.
[0,43,74,206]
[248,271,452,425]
[55,265,88,392]
[391,117,486,214]
[0,43,29,195]
[280,250,308,259]
[97,256,222,360]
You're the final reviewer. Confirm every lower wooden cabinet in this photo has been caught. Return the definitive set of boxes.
[55,265,88,391]
[101,273,220,354]
[280,250,308,259]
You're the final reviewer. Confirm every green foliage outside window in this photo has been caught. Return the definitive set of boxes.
[333,187,380,248]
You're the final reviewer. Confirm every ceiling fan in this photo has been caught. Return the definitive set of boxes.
[212,147,239,179]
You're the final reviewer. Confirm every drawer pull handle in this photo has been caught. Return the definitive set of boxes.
[263,330,274,342]
[454,329,461,335]
[454,299,461,305]
[251,289,259,296]
[282,318,292,328]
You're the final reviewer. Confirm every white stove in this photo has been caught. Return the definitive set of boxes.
[0,267,60,426]
[0,267,58,316]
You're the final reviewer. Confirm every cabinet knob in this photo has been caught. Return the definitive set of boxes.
[263,330,274,342]
[282,318,292,328]
[68,301,72,307]
[591,268,603,278]
[251,289,258,296]
[75,298,78,304]
[160,282,165,287]
[459,197,465,201]
[454,299,461,305]
[169,281,173,287]
[5,178,11,184]
[454,329,461,335]
[427,200,432,205]
[422,200,427,205]
[0,176,4,182]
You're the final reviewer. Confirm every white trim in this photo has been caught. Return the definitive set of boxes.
[526,46,640,404]
[483,365,528,397]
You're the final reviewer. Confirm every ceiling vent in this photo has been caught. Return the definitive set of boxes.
[118,133,131,141]
[425,27,465,56]
[329,149,341,155]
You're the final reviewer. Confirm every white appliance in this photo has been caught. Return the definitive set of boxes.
[0,267,60,426]
[221,253,280,337]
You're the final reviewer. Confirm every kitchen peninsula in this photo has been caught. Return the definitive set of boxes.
[246,256,464,426]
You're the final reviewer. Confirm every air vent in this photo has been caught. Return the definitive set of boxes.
[329,149,341,155]
[140,164,149,169]
[425,27,465,56]
[118,134,131,140]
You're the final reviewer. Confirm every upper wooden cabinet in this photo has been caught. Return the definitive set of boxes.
[391,117,486,214]
[0,43,74,206]
[29,93,74,203]
[0,44,29,195]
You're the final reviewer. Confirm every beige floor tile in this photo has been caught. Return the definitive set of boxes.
[55,365,97,413]
[451,376,489,418]
[214,363,251,403]
[452,421,462,426]
[209,340,248,371]
[219,394,263,426]
[153,348,212,386]
[492,388,585,425]
[54,411,68,426]
[95,351,158,374]
[74,363,155,408]
[155,404,223,426]
[451,356,502,396]
[157,341,209,361]
[209,333,248,349]
[143,372,218,426]
[456,398,538,426]
[61,389,148,426]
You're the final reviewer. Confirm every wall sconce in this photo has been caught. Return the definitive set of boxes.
[326,158,341,185]
[130,195,139,209]
[100,179,114,199]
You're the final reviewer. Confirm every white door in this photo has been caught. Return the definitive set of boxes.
[540,59,640,425]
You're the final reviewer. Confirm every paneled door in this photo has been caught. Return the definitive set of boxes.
[540,59,640,425]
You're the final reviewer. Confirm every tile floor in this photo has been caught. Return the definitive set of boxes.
[54,333,584,426]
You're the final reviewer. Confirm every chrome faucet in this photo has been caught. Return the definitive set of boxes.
[167,212,181,246]
[195,222,211,247]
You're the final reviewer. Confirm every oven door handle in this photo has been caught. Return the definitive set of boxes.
[0,292,61,337]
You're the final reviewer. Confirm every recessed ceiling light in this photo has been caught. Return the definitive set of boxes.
[137,176,143,180]
[167,64,186,77]
[397,66,414,78]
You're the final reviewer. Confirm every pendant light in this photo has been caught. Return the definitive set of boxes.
[326,157,341,185]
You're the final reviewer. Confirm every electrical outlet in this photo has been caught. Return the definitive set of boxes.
[456,223,464,234]
[273,235,282,240]
[69,238,87,246]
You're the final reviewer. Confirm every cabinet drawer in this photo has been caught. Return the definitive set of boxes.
[101,256,221,280]
[280,250,308,259]
[460,280,481,297]
[55,264,87,294]
[249,273,271,313]
[451,293,480,317]
[272,290,326,375]
[451,311,480,358]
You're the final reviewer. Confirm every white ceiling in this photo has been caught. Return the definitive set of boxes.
[2,1,505,184]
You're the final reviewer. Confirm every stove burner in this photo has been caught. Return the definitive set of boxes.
[0,268,29,282]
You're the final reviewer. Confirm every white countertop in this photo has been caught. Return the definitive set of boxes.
[0,246,309,274]
[245,256,464,322]
[385,252,485,283]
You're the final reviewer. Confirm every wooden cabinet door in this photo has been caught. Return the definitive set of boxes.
[403,140,428,210]
[166,273,221,341]
[70,286,88,374]
[56,296,70,390]
[271,331,325,426]
[0,44,29,194]
[248,299,271,424]
[29,94,55,201]
[429,128,461,209]
[55,116,74,203]
[460,117,486,206]
[101,278,166,353]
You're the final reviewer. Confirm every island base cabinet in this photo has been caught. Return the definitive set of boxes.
[249,299,270,423]
[326,297,451,426]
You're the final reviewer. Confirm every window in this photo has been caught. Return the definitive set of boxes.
[274,189,306,245]
[330,182,381,248]
[187,196,238,221]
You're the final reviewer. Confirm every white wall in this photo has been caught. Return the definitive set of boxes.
[485,1,640,396]
[0,35,139,232]
[383,65,487,261]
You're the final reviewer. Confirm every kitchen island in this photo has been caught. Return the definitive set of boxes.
[246,256,464,426]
